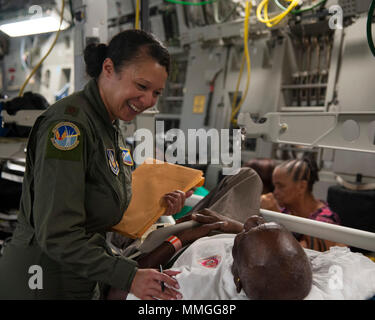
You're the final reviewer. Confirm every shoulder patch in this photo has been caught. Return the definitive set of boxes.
[51,122,80,150]
[45,121,83,161]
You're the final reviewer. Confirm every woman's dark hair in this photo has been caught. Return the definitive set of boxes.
[278,156,319,192]
[83,29,170,78]
[244,158,276,194]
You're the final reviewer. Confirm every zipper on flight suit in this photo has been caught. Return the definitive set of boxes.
[113,127,128,213]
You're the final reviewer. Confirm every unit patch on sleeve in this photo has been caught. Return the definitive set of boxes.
[45,121,83,161]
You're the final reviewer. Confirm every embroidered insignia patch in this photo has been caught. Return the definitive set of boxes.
[198,255,222,268]
[107,149,119,176]
[51,122,80,151]
[120,147,134,166]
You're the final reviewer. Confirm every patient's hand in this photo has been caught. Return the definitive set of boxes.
[260,193,281,212]
[176,218,229,246]
[177,208,244,234]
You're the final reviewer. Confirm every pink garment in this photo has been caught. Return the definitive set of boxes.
[282,202,341,225]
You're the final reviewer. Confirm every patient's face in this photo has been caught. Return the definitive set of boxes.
[231,215,312,300]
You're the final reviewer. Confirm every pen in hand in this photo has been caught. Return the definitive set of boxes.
[160,265,165,292]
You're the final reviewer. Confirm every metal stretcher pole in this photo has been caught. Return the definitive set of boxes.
[260,209,375,252]
[183,195,375,251]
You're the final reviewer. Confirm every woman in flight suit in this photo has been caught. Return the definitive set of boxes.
[0,29,188,300]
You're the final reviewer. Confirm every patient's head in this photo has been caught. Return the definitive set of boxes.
[231,215,312,300]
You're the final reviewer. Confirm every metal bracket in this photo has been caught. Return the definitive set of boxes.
[237,111,375,153]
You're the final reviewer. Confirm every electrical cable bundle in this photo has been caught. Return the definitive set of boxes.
[231,1,252,126]
[256,0,300,28]
[256,0,328,28]
[274,0,327,15]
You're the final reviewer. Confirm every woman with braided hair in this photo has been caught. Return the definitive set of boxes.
[260,157,344,252]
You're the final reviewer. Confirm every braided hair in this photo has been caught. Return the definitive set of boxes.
[278,156,319,192]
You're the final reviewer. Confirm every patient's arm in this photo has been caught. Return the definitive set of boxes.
[137,208,246,269]
[137,242,176,269]
[177,209,244,234]
[137,220,228,268]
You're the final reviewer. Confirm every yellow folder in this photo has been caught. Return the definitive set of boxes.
[112,159,205,239]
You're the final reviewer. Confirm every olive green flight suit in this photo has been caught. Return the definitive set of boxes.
[0,79,138,299]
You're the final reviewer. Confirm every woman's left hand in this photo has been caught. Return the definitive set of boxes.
[162,190,194,216]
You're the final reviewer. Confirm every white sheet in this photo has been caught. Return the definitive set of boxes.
[127,234,375,300]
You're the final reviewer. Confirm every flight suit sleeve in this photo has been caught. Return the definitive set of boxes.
[32,119,138,291]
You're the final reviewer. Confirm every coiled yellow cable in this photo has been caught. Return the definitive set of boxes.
[231,1,251,125]
[256,0,300,28]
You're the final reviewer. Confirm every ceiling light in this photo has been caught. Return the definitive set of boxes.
[0,11,69,37]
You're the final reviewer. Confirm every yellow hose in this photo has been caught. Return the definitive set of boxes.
[135,0,141,29]
[256,0,299,28]
[231,53,245,116]
[264,0,273,28]
[19,0,65,97]
[231,1,251,125]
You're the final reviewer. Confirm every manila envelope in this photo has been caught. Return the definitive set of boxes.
[112,158,204,239]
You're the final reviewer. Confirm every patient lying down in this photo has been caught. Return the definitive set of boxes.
[124,211,375,300]
[125,214,312,300]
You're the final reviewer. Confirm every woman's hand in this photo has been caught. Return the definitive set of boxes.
[130,268,182,300]
[162,189,194,216]
[177,208,244,235]
[260,192,281,212]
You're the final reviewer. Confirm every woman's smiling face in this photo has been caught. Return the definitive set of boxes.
[99,56,168,122]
